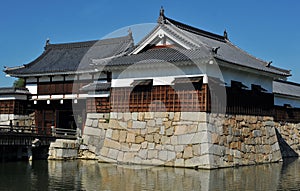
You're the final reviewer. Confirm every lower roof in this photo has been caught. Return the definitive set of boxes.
[273,80,300,98]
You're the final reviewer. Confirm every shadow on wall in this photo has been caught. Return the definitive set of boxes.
[275,128,299,158]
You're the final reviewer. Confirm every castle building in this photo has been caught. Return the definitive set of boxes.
[3,8,300,168]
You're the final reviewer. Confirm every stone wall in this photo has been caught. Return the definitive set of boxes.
[0,113,34,126]
[207,114,282,168]
[275,122,300,157]
[81,112,287,169]
[48,139,79,160]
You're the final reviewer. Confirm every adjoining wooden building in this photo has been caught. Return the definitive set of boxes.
[4,35,134,134]
[0,87,31,126]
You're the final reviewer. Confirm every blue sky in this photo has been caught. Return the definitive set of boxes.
[1,1,300,87]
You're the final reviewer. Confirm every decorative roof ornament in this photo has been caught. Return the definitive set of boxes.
[44,38,50,50]
[128,28,133,38]
[224,30,228,40]
[157,6,166,24]
[212,46,220,54]
[266,61,272,67]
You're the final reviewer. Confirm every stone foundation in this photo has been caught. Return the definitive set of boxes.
[0,113,34,126]
[275,122,300,157]
[81,112,291,169]
[48,139,79,160]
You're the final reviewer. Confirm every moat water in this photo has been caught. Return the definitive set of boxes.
[0,158,300,191]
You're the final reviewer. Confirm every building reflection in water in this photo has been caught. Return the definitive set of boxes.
[2,158,296,190]
[47,160,284,191]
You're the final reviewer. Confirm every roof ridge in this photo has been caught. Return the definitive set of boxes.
[274,79,300,87]
[164,16,226,42]
[45,35,132,50]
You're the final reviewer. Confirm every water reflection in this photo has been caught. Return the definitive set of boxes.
[0,159,300,190]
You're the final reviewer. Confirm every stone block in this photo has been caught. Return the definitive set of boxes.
[130,144,141,152]
[138,149,147,159]
[211,133,220,144]
[107,149,119,160]
[174,125,187,135]
[154,112,168,118]
[170,136,178,145]
[198,122,207,131]
[119,121,127,129]
[191,132,209,144]
[121,143,130,151]
[141,141,148,149]
[151,159,164,166]
[103,139,121,150]
[100,147,109,156]
[123,113,132,121]
[163,121,172,128]
[123,152,135,163]
[126,132,135,143]
[173,112,180,121]
[169,112,174,120]
[117,151,124,162]
[98,123,109,129]
[117,112,123,120]
[181,112,206,122]
[144,112,154,120]
[174,159,184,167]
[132,121,146,129]
[200,143,213,155]
[155,118,163,125]
[111,130,120,141]
[177,134,194,145]
[85,119,93,127]
[148,143,155,149]
[172,121,194,125]
[158,150,168,161]
[135,136,145,144]
[192,144,201,156]
[146,120,156,127]
[127,120,133,129]
[87,113,107,119]
[108,119,121,129]
[110,112,118,119]
[132,112,138,120]
[166,127,174,136]
[183,146,193,159]
[184,156,207,167]
[138,112,145,121]
[82,135,90,145]
[147,127,158,134]
[148,150,158,159]
[263,121,275,127]
[145,134,154,142]
[167,151,176,161]
[253,130,262,137]
[106,129,113,138]
[154,134,161,143]
[175,145,184,152]
[83,126,101,136]
[155,144,162,150]
[161,136,170,144]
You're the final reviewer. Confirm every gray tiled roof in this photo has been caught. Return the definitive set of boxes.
[5,12,290,78]
[104,47,211,68]
[5,35,134,77]
[162,16,290,76]
[273,80,300,98]
[80,82,111,92]
[0,87,30,95]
